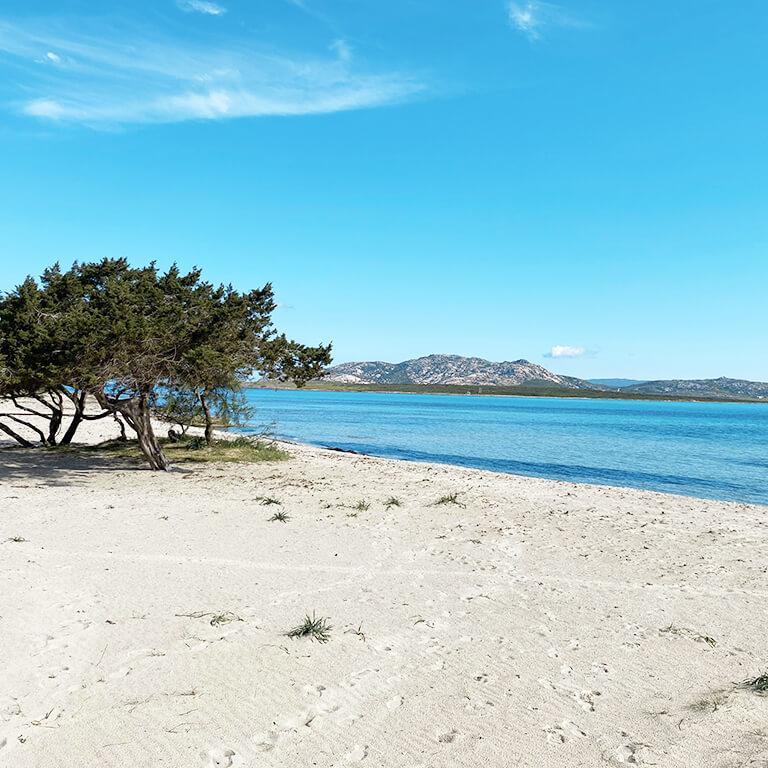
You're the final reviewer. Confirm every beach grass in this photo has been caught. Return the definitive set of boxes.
[434,492,465,507]
[742,672,768,693]
[287,612,332,643]
[81,435,289,464]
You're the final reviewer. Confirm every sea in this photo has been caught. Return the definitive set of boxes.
[237,389,768,506]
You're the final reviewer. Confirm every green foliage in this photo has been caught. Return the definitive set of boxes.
[84,436,289,464]
[287,613,332,643]
[0,258,331,467]
[268,511,290,522]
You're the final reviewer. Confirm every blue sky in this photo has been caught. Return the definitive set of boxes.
[1,1,766,380]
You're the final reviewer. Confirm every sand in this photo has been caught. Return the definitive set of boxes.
[1,409,767,767]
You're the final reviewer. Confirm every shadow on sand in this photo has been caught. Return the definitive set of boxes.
[0,443,189,488]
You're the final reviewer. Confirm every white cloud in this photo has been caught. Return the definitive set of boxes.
[0,19,423,127]
[508,2,586,40]
[45,51,60,62]
[330,39,352,62]
[178,0,227,15]
[546,345,587,358]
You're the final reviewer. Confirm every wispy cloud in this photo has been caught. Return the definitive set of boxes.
[544,345,587,358]
[330,39,352,62]
[0,18,423,127]
[508,2,587,40]
[178,0,227,16]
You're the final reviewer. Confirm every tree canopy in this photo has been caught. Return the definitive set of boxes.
[0,259,331,468]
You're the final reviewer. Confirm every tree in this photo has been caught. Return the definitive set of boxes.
[158,278,331,445]
[0,274,112,447]
[1,259,331,469]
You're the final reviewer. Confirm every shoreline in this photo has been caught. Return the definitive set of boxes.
[257,434,768,510]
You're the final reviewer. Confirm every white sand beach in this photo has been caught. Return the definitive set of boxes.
[2,414,767,767]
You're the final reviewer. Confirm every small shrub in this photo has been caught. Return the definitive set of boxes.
[353,500,370,511]
[256,496,281,506]
[385,497,401,508]
[269,511,289,523]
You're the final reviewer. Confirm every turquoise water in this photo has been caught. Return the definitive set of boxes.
[238,389,768,506]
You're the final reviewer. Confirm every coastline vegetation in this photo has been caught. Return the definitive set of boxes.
[244,380,766,404]
[80,434,289,464]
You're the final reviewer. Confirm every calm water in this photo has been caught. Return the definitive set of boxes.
[238,389,768,506]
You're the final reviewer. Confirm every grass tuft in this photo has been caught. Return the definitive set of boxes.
[433,492,465,508]
[690,694,729,713]
[344,623,366,642]
[7,536,27,543]
[352,500,370,511]
[256,496,281,506]
[209,611,243,626]
[286,612,332,643]
[268,511,290,523]
[385,497,401,508]
[742,673,768,693]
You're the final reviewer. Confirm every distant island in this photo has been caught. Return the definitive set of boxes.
[248,354,768,403]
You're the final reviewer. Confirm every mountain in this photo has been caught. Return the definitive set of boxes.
[588,378,647,387]
[322,354,597,389]
[620,377,768,399]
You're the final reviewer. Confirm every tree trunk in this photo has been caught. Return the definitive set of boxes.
[58,405,83,446]
[47,408,62,446]
[114,413,128,442]
[95,390,170,470]
[0,419,34,447]
[128,393,169,470]
[199,390,214,445]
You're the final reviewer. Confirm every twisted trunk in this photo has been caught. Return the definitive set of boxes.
[58,391,85,446]
[95,390,170,471]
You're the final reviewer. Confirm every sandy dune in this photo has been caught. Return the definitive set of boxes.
[1,415,767,767]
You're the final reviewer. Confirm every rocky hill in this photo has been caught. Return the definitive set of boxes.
[322,354,596,389]
[620,377,768,399]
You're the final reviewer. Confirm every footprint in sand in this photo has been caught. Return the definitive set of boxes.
[386,695,403,710]
[615,744,639,764]
[345,744,368,762]
[437,728,460,744]
[545,720,587,745]
[200,747,238,767]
